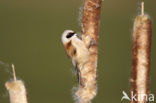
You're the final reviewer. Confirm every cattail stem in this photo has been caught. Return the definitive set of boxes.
[131,2,152,103]
[141,2,144,16]
[12,64,17,82]
[5,64,28,103]
[75,0,102,103]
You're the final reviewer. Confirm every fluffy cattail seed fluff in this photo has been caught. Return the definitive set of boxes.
[131,2,152,103]
[5,64,28,103]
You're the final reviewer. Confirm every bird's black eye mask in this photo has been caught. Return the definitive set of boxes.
[66,32,75,38]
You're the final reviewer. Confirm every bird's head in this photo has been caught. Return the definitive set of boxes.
[61,30,77,44]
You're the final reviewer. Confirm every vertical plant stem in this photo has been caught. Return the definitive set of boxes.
[5,64,28,103]
[75,0,102,103]
[130,2,152,103]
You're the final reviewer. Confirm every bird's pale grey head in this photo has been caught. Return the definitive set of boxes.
[61,30,77,44]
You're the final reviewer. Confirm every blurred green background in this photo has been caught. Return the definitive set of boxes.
[0,0,155,103]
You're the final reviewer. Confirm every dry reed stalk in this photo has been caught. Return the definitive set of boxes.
[130,2,152,103]
[75,0,102,103]
[5,64,28,103]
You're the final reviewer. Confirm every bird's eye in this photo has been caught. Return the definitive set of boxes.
[66,32,75,38]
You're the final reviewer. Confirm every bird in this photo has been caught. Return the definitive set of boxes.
[61,30,89,83]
